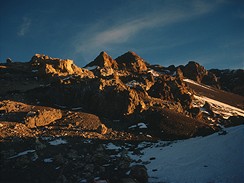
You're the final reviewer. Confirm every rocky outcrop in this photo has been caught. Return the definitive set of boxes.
[181,61,208,83]
[85,51,118,69]
[144,107,215,139]
[88,78,147,118]
[179,61,219,88]
[84,51,118,77]
[30,54,94,79]
[210,69,244,96]
[25,108,62,128]
[148,75,193,109]
[115,51,148,73]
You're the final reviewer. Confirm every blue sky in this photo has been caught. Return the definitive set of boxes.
[0,0,243,69]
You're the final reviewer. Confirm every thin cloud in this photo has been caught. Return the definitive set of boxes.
[18,17,31,36]
[73,0,225,60]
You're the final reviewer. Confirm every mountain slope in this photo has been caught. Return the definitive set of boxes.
[1,51,244,182]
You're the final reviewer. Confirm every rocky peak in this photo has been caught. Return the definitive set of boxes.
[181,61,220,88]
[115,51,148,73]
[85,51,118,69]
[182,61,208,83]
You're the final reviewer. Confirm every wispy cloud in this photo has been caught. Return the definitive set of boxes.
[73,0,225,60]
[18,17,31,36]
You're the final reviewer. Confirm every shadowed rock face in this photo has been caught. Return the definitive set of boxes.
[209,69,244,96]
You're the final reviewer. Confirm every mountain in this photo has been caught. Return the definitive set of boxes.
[0,51,243,182]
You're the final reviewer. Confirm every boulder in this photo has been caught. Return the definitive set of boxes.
[24,108,62,128]
[144,107,215,139]
[181,61,208,83]
[129,165,148,183]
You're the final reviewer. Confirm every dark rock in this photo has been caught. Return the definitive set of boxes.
[203,102,214,116]
[181,61,208,83]
[6,58,13,64]
[97,124,108,134]
[210,69,244,96]
[121,178,139,183]
[189,107,203,120]
[129,165,148,183]
[144,107,215,139]
[223,116,244,127]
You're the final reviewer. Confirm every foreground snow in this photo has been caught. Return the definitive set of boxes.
[129,125,244,183]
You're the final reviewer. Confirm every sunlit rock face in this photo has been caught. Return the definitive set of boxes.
[115,51,148,73]
[30,54,94,78]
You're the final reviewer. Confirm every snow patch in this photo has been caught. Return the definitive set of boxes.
[148,69,160,77]
[125,80,141,88]
[138,123,148,129]
[105,143,121,150]
[183,79,215,92]
[49,138,67,146]
[85,66,97,70]
[44,158,53,163]
[71,107,83,110]
[128,122,148,129]
[9,150,36,159]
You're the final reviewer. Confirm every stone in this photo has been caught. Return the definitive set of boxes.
[6,58,12,64]
[24,108,62,128]
[97,124,108,134]
[129,165,148,183]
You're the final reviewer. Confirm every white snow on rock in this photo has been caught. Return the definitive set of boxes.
[44,158,53,163]
[125,80,141,88]
[183,79,244,118]
[128,122,148,129]
[105,143,121,150]
[85,66,98,70]
[49,138,67,146]
[138,123,148,129]
[129,125,244,183]
[193,95,244,118]
[148,69,160,77]
[183,79,215,91]
[8,150,36,159]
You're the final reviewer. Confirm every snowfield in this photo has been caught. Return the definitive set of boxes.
[128,125,244,183]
